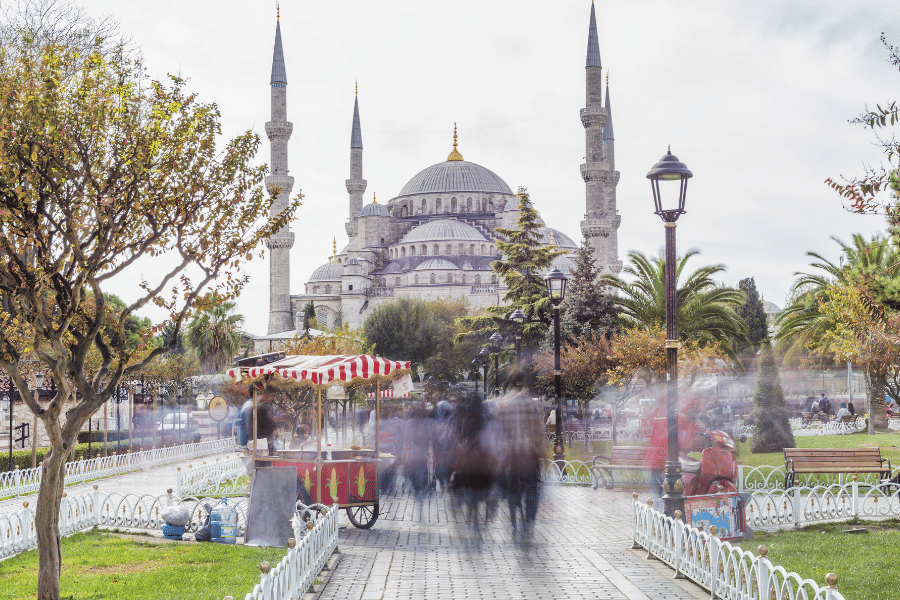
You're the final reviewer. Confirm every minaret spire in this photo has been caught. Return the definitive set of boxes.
[346,83,367,237]
[580,3,621,277]
[603,73,614,143]
[265,12,296,334]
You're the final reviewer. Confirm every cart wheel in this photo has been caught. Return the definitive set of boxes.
[346,501,379,529]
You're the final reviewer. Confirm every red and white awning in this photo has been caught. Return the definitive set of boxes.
[366,389,411,399]
[227,354,411,389]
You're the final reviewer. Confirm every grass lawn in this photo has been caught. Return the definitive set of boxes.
[0,530,287,600]
[733,519,900,600]
[736,431,900,469]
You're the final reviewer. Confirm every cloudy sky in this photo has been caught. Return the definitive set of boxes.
[77,0,900,335]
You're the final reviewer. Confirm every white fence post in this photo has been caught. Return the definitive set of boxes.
[92,485,100,526]
[259,561,273,600]
[792,484,802,528]
[756,545,771,600]
[14,466,20,496]
[851,475,859,519]
[631,492,641,549]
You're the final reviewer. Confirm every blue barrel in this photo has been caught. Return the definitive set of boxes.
[209,498,238,544]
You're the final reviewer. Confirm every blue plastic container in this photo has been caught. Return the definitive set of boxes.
[209,498,238,544]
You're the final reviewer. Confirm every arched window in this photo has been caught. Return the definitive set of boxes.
[421,198,427,214]
[410,245,416,256]
[395,277,401,287]
[481,199,487,212]
[414,274,419,285]
[474,275,481,285]
[488,200,494,212]
[401,206,407,217]
[481,244,486,255]
[469,244,475,255]
[313,285,319,294]
[466,197,472,212]
[451,197,457,212]
[421,245,427,256]
[325,285,332,294]
[401,247,406,258]
[458,243,465,255]
[445,244,452,255]
[462,274,466,284]
[433,244,439,255]
[435,198,442,213]
[381,238,385,246]
[447,273,453,283]
[491,274,497,284]
[430,273,436,284]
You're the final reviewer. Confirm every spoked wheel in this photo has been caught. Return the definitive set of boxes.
[346,501,379,529]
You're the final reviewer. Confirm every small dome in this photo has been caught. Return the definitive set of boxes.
[763,301,782,314]
[397,160,513,197]
[539,227,578,249]
[360,201,389,217]
[309,261,344,282]
[416,258,458,271]
[399,219,488,244]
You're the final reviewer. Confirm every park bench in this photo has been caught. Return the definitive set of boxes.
[591,446,652,490]
[783,447,891,488]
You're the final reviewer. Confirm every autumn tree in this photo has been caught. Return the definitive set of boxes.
[0,17,299,600]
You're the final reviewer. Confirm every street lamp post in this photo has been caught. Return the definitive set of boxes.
[135,375,144,449]
[32,371,44,468]
[509,309,526,365]
[157,383,165,448]
[2,377,14,471]
[490,332,503,397]
[478,348,489,397]
[115,384,125,456]
[544,267,568,465]
[647,146,693,518]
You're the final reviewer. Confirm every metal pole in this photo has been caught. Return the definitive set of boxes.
[553,304,564,464]
[32,386,38,468]
[316,387,323,504]
[483,365,487,397]
[88,415,92,459]
[662,221,684,518]
[7,377,13,471]
[494,352,499,397]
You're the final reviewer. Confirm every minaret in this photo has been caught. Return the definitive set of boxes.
[579,1,622,275]
[265,7,296,334]
[345,82,367,237]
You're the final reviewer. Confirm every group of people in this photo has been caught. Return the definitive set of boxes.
[382,379,547,546]
[804,393,855,422]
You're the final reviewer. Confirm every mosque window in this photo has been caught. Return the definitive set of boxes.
[395,277,400,287]
[481,244,486,255]
[445,244,452,255]
[458,243,465,254]
[474,275,481,285]
[481,199,487,212]
[447,273,453,283]
[469,244,475,255]
[491,275,497,284]
[489,200,494,212]
[421,245,427,255]
[433,244,439,255]
[401,206,407,217]
[401,247,406,258]
[430,273,435,284]
[436,198,442,213]
[451,197,457,212]
[313,285,319,294]
[325,285,332,294]
[421,199,427,214]
[466,197,472,212]
[349,284,353,291]
[410,245,416,256]
[381,238,385,246]
[462,274,466,284]
[414,274,419,285]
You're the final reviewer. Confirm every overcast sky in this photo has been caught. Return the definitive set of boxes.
[79,0,900,335]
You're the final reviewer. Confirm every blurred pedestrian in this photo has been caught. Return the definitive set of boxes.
[401,403,434,516]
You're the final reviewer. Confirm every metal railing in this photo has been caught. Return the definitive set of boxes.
[632,497,846,599]
[177,455,248,497]
[0,437,235,498]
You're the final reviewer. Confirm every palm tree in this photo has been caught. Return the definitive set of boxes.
[776,234,899,431]
[185,301,245,373]
[603,250,749,360]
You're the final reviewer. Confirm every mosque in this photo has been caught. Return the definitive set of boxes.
[263,3,621,335]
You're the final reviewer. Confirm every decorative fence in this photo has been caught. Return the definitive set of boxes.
[0,488,339,600]
[546,424,652,444]
[737,463,899,492]
[0,437,236,498]
[787,417,866,436]
[632,497,846,600]
[176,455,248,497]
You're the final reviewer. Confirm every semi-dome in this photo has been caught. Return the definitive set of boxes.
[397,160,513,197]
[549,255,576,274]
[415,258,458,271]
[504,197,521,212]
[309,261,344,282]
[360,201,389,217]
[539,227,578,249]
[399,219,488,244]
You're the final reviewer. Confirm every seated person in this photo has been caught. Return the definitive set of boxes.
[835,402,852,420]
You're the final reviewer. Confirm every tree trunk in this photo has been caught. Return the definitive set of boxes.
[864,366,889,433]
[611,407,618,447]
[36,447,67,600]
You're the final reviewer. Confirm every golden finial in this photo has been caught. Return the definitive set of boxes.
[355,79,358,96]
[447,123,464,161]
[333,237,337,257]
[549,230,556,246]
[606,70,609,87]
[372,192,377,204]
[277,2,280,21]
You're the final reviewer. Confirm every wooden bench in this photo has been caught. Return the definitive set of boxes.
[591,446,652,490]
[783,447,891,487]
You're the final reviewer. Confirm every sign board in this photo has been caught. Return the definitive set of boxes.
[684,492,747,541]
[208,396,229,422]
[393,374,415,398]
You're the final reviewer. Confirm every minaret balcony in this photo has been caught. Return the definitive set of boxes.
[580,164,619,184]
[580,107,607,129]
[265,121,294,140]
[345,179,368,195]
[580,216,622,236]
[265,231,295,249]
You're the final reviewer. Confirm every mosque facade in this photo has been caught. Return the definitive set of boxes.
[264,4,620,335]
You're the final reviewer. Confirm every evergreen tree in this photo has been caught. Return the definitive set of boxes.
[737,277,768,351]
[457,187,563,352]
[558,239,616,344]
[750,341,795,453]
[301,300,317,337]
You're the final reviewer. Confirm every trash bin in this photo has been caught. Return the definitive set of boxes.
[210,498,238,544]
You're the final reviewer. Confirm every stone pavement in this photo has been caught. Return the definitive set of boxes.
[326,486,706,600]
[0,450,241,517]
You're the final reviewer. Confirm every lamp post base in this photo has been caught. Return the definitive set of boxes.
[661,460,685,518]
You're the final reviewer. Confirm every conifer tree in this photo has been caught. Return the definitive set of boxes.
[559,239,616,344]
[738,277,768,351]
[750,341,795,453]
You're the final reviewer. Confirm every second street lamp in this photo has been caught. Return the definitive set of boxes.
[544,267,568,465]
[647,146,693,518]
[478,348,489,397]
[490,332,503,397]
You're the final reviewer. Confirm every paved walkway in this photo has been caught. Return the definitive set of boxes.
[2,455,706,599]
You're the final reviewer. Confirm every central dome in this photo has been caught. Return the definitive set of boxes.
[399,219,488,244]
[397,160,513,197]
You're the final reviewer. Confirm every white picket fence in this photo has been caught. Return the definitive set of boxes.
[632,498,846,600]
[737,463,898,492]
[0,489,340,600]
[0,437,236,498]
[176,455,248,497]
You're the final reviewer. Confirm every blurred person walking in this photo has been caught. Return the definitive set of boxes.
[401,403,435,519]
[497,375,547,547]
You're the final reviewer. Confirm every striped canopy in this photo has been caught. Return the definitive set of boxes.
[227,354,411,389]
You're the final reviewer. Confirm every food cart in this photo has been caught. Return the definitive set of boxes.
[227,353,411,529]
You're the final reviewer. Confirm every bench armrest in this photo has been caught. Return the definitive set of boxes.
[785,458,794,471]
[592,456,611,467]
